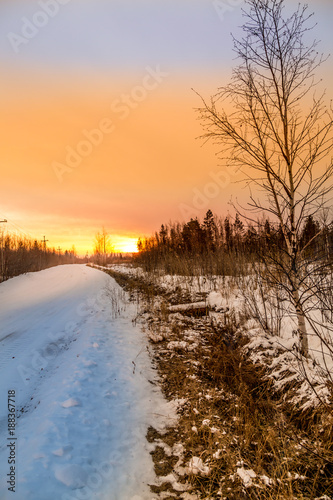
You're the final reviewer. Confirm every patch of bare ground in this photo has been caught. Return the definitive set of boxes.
[101,267,333,500]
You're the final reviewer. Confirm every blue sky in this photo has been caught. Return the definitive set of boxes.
[1,0,234,73]
[1,0,331,75]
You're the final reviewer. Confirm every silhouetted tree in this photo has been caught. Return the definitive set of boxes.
[202,210,216,252]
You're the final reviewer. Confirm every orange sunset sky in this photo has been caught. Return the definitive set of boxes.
[1,0,332,255]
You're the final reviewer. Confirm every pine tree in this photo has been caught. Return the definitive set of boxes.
[202,209,216,252]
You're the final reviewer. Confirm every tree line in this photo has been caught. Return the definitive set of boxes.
[0,232,83,282]
[135,210,332,275]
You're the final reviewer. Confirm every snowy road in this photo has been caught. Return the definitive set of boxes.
[0,265,173,500]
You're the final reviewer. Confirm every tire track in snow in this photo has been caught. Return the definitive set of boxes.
[0,265,173,500]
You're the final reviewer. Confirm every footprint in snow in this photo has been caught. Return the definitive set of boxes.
[83,360,97,367]
[52,445,73,457]
[54,464,86,489]
[61,398,80,408]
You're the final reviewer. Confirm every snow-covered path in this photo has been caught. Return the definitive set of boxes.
[0,265,173,500]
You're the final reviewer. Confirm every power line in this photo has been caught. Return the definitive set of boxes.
[0,213,34,240]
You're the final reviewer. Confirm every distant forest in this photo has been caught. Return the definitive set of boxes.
[0,233,83,282]
[135,210,333,276]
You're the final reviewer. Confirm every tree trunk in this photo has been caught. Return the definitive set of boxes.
[292,287,309,357]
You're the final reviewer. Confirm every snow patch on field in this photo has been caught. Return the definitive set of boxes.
[234,467,256,487]
[186,457,211,476]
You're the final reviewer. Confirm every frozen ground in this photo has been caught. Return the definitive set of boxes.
[0,265,176,500]
[108,264,333,409]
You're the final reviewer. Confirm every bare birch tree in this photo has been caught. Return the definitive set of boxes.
[197,0,333,356]
[93,228,114,265]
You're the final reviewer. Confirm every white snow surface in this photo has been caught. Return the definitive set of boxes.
[0,265,176,500]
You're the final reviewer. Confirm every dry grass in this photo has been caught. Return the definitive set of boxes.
[134,249,251,278]
[101,266,333,499]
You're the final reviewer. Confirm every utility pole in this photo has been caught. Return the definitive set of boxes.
[0,219,7,282]
[41,236,49,269]
[42,236,48,252]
